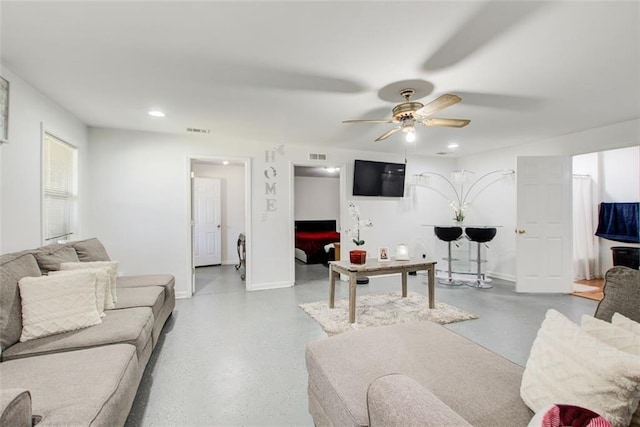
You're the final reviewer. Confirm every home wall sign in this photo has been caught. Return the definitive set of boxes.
[263,145,284,214]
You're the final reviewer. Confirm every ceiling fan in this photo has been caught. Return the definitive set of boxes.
[343,89,470,142]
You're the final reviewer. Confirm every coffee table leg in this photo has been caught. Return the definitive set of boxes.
[329,265,336,308]
[349,272,357,323]
[402,271,407,297]
[428,265,435,309]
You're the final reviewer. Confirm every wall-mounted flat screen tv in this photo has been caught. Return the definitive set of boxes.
[353,160,406,197]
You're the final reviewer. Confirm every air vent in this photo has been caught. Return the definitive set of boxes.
[308,153,327,160]
[186,128,211,134]
[436,152,448,155]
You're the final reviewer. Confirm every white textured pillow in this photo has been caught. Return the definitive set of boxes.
[613,313,640,337]
[583,315,640,427]
[60,261,118,305]
[49,269,108,317]
[521,309,640,427]
[18,272,102,342]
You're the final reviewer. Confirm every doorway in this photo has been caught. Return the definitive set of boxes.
[291,164,343,285]
[189,157,250,295]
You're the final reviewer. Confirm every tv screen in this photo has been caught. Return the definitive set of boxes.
[353,160,406,197]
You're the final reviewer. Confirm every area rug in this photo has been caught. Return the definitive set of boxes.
[299,291,478,335]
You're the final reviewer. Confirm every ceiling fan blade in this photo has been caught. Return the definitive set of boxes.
[414,94,461,118]
[374,127,401,142]
[422,118,471,128]
[343,119,395,124]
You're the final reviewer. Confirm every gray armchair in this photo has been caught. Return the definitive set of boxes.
[594,266,640,323]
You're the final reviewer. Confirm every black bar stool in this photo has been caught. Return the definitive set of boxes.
[465,227,497,289]
[434,226,464,286]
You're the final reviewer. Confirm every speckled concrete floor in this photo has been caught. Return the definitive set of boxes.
[125,264,597,426]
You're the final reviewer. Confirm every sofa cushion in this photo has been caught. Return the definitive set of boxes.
[113,286,164,321]
[0,252,42,351]
[0,389,32,427]
[18,273,102,342]
[521,309,640,427]
[33,245,79,274]
[1,307,153,362]
[306,321,531,427]
[117,274,175,302]
[0,344,139,427]
[67,238,111,262]
[595,266,640,323]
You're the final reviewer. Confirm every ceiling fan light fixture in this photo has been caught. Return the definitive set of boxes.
[405,129,416,143]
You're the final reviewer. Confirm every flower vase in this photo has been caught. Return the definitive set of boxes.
[349,249,367,265]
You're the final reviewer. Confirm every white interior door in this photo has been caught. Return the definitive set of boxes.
[193,177,222,267]
[516,156,572,293]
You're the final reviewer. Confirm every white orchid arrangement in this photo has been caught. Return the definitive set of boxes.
[449,200,470,223]
[344,202,373,246]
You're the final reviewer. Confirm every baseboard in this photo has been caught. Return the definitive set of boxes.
[222,260,238,266]
[247,281,293,291]
[175,291,190,299]
[487,271,516,282]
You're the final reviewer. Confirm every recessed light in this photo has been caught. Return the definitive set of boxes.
[222,161,229,166]
[148,110,166,118]
[447,143,459,149]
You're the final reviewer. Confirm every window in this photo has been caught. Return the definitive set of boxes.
[43,132,77,243]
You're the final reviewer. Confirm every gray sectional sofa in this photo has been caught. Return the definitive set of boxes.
[306,266,640,427]
[0,238,175,426]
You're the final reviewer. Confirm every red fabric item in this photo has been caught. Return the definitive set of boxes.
[540,405,612,427]
[295,231,340,258]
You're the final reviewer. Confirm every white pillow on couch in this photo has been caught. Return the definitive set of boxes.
[18,272,102,342]
[582,314,640,427]
[520,309,640,427]
[60,261,118,306]
[49,268,108,317]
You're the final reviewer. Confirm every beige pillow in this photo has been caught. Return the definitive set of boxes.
[49,269,108,317]
[60,261,118,305]
[521,309,640,427]
[613,312,640,337]
[592,314,640,427]
[18,272,102,342]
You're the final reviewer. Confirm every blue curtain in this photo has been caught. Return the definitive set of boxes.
[595,202,639,243]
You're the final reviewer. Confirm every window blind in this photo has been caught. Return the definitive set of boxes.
[43,133,77,241]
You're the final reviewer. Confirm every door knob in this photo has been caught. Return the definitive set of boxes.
[516,229,526,234]
[217,224,221,229]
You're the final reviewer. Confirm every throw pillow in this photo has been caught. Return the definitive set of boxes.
[582,315,640,427]
[18,272,102,342]
[520,309,640,427]
[48,269,108,317]
[60,261,118,305]
[613,312,640,337]
[33,245,79,274]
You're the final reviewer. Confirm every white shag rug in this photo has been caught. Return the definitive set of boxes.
[300,291,478,335]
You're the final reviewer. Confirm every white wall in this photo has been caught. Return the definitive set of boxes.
[0,65,88,253]
[86,127,457,297]
[457,119,640,281]
[192,162,245,265]
[294,176,340,228]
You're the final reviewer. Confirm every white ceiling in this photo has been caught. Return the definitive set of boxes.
[1,1,639,157]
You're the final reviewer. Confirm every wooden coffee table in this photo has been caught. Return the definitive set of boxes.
[329,258,437,323]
